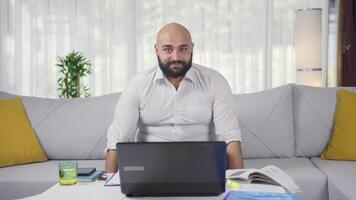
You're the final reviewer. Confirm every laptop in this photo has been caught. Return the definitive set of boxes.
[116,141,227,197]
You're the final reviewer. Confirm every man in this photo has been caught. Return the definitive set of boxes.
[105,23,243,172]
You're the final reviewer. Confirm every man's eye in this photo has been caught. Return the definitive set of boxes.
[163,48,173,53]
[180,48,187,53]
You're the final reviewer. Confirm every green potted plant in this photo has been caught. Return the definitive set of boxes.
[56,50,93,98]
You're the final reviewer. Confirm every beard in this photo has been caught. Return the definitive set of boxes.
[157,53,193,78]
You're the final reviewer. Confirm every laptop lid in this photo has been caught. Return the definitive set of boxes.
[116,141,227,197]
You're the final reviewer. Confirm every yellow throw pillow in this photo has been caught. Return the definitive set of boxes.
[321,89,356,160]
[0,97,47,167]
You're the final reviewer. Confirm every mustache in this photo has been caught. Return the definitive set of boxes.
[167,60,186,66]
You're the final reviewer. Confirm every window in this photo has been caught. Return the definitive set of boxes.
[0,0,329,97]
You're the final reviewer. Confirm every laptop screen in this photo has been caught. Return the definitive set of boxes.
[116,141,226,196]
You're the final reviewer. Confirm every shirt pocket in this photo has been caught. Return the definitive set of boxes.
[178,104,212,124]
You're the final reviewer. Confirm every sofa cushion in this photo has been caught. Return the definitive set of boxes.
[321,89,356,160]
[245,158,328,200]
[0,160,105,200]
[0,91,16,99]
[0,98,47,167]
[293,85,356,157]
[311,157,356,200]
[234,84,294,158]
[0,91,121,160]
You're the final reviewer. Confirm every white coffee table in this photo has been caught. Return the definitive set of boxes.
[20,180,286,200]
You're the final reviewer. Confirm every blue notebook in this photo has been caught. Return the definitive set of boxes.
[77,170,102,182]
[224,191,297,200]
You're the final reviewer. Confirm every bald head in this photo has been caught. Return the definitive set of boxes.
[156,23,193,46]
[155,23,194,80]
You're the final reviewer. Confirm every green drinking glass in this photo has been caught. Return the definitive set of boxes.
[58,161,77,185]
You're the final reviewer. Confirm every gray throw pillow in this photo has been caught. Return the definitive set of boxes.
[1,91,120,160]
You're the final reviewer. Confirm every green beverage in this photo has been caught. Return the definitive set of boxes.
[59,162,77,185]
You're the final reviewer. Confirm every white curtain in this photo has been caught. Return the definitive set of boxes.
[0,0,324,97]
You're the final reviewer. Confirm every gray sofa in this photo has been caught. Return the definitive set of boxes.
[1,84,356,200]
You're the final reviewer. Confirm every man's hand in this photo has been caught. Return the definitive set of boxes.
[226,141,244,169]
[105,149,118,173]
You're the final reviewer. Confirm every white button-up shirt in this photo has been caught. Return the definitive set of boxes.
[106,63,241,150]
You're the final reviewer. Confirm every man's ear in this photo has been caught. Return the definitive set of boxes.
[154,44,158,55]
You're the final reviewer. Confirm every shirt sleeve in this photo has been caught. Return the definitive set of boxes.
[106,78,140,151]
[212,75,242,144]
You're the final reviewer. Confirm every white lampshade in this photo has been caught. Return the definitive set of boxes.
[295,8,322,87]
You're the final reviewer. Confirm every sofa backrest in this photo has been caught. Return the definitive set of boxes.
[0,91,120,160]
[293,85,356,157]
[2,84,355,160]
[234,84,294,159]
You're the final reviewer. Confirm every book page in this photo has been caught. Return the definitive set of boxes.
[226,168,257,180]
[226,165,301,193]
[104,172,120,186]
[248,173,279,185]
[251,165,301,193]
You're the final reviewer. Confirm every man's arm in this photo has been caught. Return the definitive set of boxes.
[105,149,118,172]
[226,141,244,169]
[105,77,140,173]
[211,75,244,169]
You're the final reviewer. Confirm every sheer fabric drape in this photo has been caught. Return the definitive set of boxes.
[0,0,323,97]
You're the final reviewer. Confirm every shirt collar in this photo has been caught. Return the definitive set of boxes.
[184,66,195,82]
[153,66,164,81]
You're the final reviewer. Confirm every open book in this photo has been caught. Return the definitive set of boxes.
[226,165,301,193]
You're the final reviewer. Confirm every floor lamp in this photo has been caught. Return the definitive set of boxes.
[295,8,322,87]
